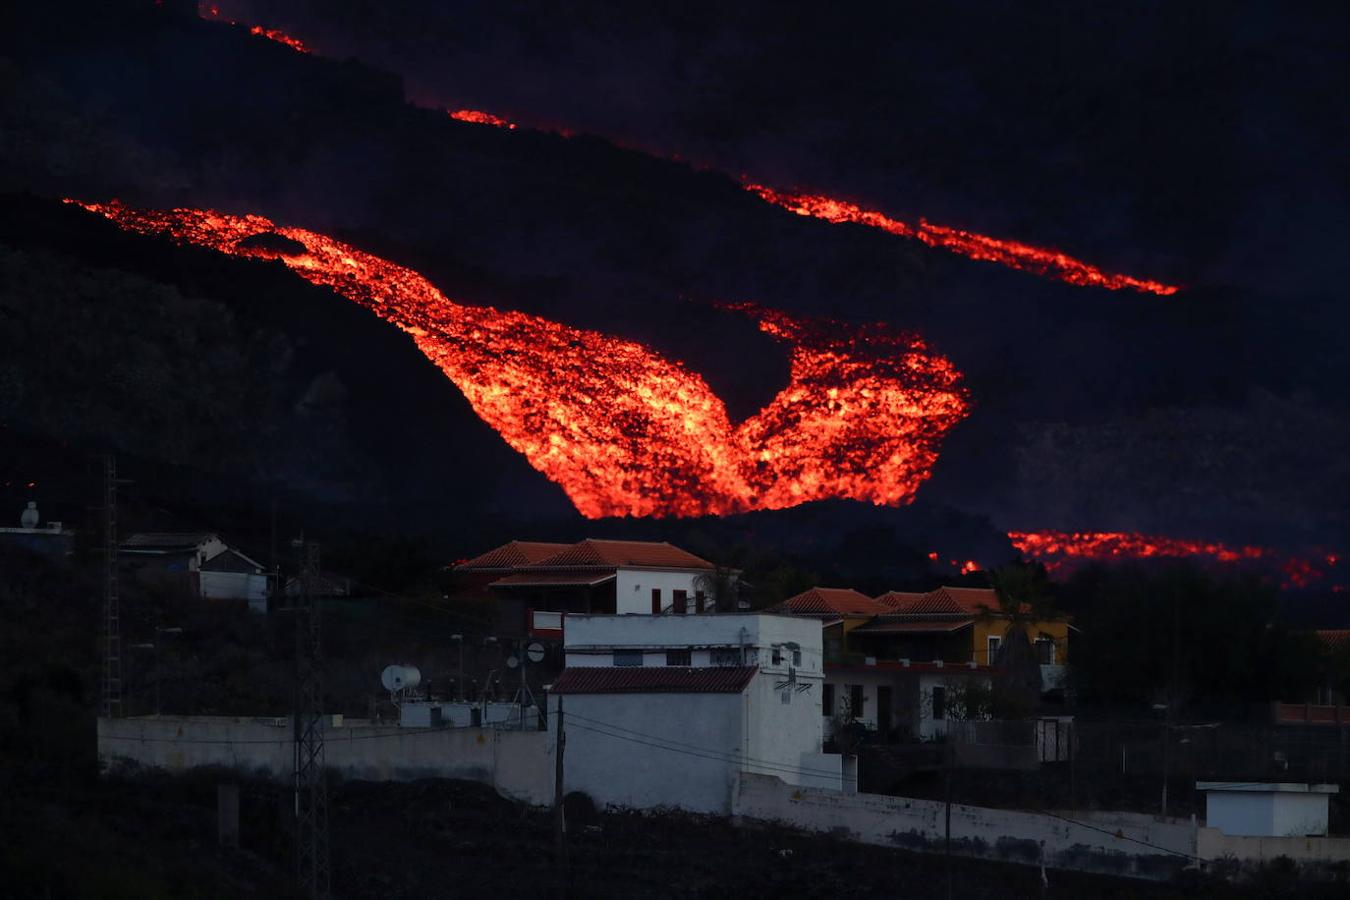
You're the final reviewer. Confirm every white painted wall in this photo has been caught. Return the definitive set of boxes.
[555,692,744,814]
[97,715,552,804]
[564,613,820,665]
[734,774,1192,881]
[199,570,268,611]
[614,567,709,614]
[823,668,991,740]
[1203,785,1335,837]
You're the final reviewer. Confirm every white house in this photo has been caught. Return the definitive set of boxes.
[453,539,736,638]
[120,532,268,611]
[550,613,851,814]
[1198,782,1340,837]
[198,548,269,613]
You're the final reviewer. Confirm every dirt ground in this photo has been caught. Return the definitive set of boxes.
[7,767,1343,899]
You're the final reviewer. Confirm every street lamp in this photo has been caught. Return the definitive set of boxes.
[1152,702,1170,817]
[451,634,464,701]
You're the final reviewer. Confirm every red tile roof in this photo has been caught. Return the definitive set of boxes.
[851,618,975,635]
[456,540,573,571]
[1317,630,1350,653]
[489,572,617,588]
[773,587,890,617]
[880,586,1000,616]
[533,539,713,570]
[550,666,757,695]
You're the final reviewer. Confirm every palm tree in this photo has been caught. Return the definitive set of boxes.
[692,565,742,612]
[984,562,1057,718]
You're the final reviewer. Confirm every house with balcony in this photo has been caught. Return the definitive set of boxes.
[450,538,731,639]
[550,613,850,813]
[119,532,268,611]
[771,585,1070,742]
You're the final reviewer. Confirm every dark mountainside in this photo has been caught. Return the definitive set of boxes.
[2,0,1347,563]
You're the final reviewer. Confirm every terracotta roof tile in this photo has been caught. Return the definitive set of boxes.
[852,618,974,634]
[881,586,1000,616]
[773,587,889,617]
[1317,630,1350,653]
[533,539,713,570]
[456,540,573,571]
[550,666,757,695]
[489,572,617,588]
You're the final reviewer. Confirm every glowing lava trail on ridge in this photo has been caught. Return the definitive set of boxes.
[75,200,969,519]
[192,4,1178,296]
[1009,531,1342,589]
[744,186,1179,296]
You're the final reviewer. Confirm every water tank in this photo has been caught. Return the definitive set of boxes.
[381,664,422,693]
[19,501,38,529]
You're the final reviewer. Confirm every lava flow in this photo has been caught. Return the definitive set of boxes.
[448,109,517,130]
[199,4,309,52]
[192,5,1178,298]
[746,186,1178,296]
[1009,531,1341,589]
[75,200,969,519]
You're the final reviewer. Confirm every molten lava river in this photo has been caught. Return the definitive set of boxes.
[76,200,969,519]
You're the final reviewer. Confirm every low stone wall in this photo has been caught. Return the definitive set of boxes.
[733,773,1191,881]
[1198,827,1350,878]
[97,716,552,805]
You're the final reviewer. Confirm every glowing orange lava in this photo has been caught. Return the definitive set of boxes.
[1008,531,1341,589]
[449,109,518,130]
[191,5,1180,297]
[746,186,1179,296]
[199,3,309,52]
[74,200,969,519]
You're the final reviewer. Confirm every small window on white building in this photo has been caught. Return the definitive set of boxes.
[792,649,802,666]
[771,646,783,665]
[613,649,643,667]
[710,648,741,666]
[665,648,691,667]
[1035,636,1055,665]
[931,686,946,721]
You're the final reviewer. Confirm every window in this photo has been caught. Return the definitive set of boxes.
[651,588,661,614]
[673,589,687,615]
[771,646,783,665]
[825,637,843,662]
[1035,636,1055,665]
[694,590,706,613]
[710,648,741,667]
[822,683,835,718]
[849,684,864,716]
[665,648,692,667]
[931,686,946,721]
[986,635,1002,664]
[792,649,802,666]
[613,649,643,667]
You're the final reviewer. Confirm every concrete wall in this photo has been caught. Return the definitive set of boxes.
[1197,827,1350,874]
[1205,788,1333,837]
[554,692,744,814]
[614,568,707,614]
[199,571,268,611]
[97,716,551,805]
[733,773,1192,881]
[564,613,820,663]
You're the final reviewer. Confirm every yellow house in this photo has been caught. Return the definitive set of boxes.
[857,586,1069,671]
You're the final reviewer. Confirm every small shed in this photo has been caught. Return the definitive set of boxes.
[1197,782,1339,837]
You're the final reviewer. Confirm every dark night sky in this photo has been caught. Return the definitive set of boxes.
[2,0,1348,562]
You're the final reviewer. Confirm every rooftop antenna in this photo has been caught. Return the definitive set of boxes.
[291,537,329,899]
[504,640,546,730]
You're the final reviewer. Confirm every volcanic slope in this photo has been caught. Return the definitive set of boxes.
[80,201,970,519]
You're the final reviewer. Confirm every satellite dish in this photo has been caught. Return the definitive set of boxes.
[526,642,546,663]
[505,654,520,669]
[381,664,421,693]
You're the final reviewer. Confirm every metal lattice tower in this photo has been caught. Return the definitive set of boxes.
[293,539,330,899]
[100,456,123,718]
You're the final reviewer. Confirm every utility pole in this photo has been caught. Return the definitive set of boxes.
[293,539,330,900]
[554,695,568,899]
[944,740,953,900]
[100,456,129,719]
